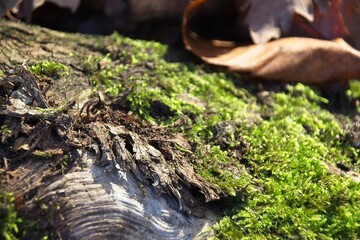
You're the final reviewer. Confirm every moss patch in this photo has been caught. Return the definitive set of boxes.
[214,101,359,238]
[0,192,22,240]
[5,23,359,239]
[91,34,359,239]
[30,60,69,79]
[347,79,360,113]
[348,79,360,99]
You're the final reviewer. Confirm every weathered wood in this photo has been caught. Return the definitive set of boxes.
[0,19,218,239]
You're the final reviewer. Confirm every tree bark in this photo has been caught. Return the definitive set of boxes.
[0,19,218,239]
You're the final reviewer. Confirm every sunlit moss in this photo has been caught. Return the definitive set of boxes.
[37,31,359,239]
[347,79,360,99]
[30,60,69,79]
[347,79,360,112]
[214,116,359,239]
[0,192,22,240]
[212,85,359,239]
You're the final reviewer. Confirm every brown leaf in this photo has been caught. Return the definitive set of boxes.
[244,0,315,44]
[184,29,360,83]
[5,0,81,20]
[342,0,360,50]
[0,0,21,17]
[13,137,30,151]
[244,0,352,43]
[33,0,81,12]
[311,0,349,40]
[183,0,360,83]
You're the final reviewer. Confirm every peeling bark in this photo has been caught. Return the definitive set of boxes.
[0,19,218,239]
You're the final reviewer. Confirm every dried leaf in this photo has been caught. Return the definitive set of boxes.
[33,0,81,12]
[184,30,360,82]
[342,0,360,49]
[244,0,352,43]
[13,137,30,151]
[311,0,349,40]
[183,0,360,83]
[244,0,315,44]
[314,0,331,13]
[2,0,81,18]
[0,0,21,16]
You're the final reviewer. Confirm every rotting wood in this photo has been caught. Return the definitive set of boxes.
[0,60,218,240]
[0,19,219,239]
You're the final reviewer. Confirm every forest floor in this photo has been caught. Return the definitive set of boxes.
[0,19,359,239]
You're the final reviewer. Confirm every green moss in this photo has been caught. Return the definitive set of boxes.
[0,192,22,240]
[123,49,359,237]
[31,105,67,120]
[81,55,98,74]
[128,64,258,126]
[347,79,360,99]
[195,145,253,196]
[347,79,360,112]
[32,150,55,159]
[0,23,355,239]
[212,85,359,239]
[0,69,5,77]
[111,32,167,59]
[80,54,126,96]
[73,32,359,239]
[0,191,48,239]
[214,119,360,238]
[30,60,69,79]
[59,155,71,174]
[1,122,11,134]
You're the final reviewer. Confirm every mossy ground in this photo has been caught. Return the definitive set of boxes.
[1,25,360,239]
[72,33,359,239]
